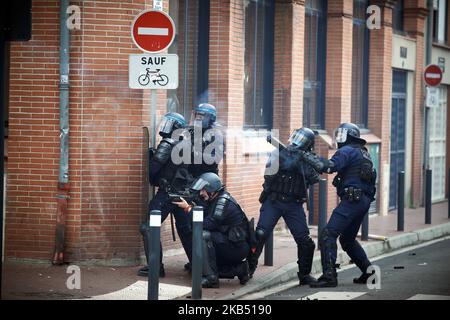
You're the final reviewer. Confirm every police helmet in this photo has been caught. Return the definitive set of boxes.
[158,112,187,138]
[334,122,366,147]
[190,172,224,194]
[288,127,315,151]
[191,103,217,129]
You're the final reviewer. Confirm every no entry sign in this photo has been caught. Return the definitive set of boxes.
[131,10,175,53]
[424,64,443,87]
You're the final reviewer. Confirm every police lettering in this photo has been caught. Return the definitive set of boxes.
[140,56,166,65]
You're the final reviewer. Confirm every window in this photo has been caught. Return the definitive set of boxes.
[168,0,209,119]
[351,0,370,128]
[244,0,275,129]
[432,0,448,44]
[303,0,327,129]
[392,0,404,33]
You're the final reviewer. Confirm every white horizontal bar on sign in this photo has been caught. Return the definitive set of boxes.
[425,73,441,78]
[138,27,168,36]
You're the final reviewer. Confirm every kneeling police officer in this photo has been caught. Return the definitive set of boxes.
[174,172,250,288]
[299,123,377,288]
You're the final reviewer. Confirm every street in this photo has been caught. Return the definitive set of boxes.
[260,238,450,300]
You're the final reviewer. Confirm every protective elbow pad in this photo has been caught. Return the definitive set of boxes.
[153,138,175,164]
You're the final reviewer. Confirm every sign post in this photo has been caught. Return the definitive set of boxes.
[129,8,178,299]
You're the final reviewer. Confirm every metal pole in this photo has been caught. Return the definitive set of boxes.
[191,206,203,300]
[148,210,161,300]
[425,169,432,224]
[308,184,315,225]
[318,179,327,249]
[423,0,433,205]
[264,232,273,266]
[448,168,450,219]
[361,212,369,241]
[397,171,405,231]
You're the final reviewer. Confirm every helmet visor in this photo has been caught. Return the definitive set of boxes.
[190,110,210,128]
[334,128,348,143]
[288,130,310,149]
[190,177,209,191]
[159,117,178,136]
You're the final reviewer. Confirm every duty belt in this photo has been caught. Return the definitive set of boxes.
[341,187,363,202]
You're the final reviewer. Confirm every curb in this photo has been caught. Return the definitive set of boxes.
[222,222,450,300]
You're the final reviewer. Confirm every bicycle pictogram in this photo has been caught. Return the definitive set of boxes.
[138,68,169,86]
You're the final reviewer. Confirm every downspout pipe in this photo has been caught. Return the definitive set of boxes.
[52,0,70,265]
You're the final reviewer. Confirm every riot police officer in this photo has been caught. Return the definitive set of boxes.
[174,173,251,288]
[247,127,320,286]
[138,112,194,277]
[299,123,377,288]
[187,103,224,178]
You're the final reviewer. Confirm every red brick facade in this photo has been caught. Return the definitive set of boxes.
[4,0,448,264]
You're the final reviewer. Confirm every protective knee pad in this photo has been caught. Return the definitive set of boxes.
[202,230,212,241]
[255,227,268,244]
[139,222,150,237]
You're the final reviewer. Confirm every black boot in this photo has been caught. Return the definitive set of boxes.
[353,265,374,284]
[310,268,337,288]
[137,263,166,278]
[201,274,219,288]
[311,229,338,288]
[247,228,268,277]
[247,251,259,278]
[237,261,250,285]
[202,231,220,288]
[298,273,317,286]
[297,236,316,286]
[184,262,192,274]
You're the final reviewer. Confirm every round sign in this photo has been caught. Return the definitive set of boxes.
[424,64,443,87]
[131,10,176,53]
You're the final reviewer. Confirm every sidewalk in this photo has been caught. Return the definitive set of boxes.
[2,201,449,300]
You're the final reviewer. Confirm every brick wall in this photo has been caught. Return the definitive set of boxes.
[7,0,152,263]
[7,1,61,260]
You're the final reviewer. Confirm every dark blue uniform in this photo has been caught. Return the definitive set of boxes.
[198,191,250,287]
[319,144,376,278]
[148,156,193,262]
[250,148,319,280]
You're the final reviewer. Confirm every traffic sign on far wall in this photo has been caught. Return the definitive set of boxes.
[424,64,443,87]
[131,10,176,53]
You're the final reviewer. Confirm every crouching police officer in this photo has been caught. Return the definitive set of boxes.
[299,123,377,288]
[139,112,194,277]
[173,173,251,288]
[247,128,320,286]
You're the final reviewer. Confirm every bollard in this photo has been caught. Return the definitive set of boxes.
[361,212,369,241]
[264,232,273,266]
[148,210,161,300]
[191,206,203,300]
[397,171,405,231]
[318,179,327,249]
[308,184,315,225]
[425,169,432,224]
